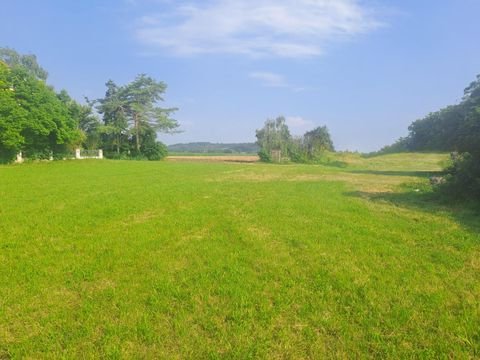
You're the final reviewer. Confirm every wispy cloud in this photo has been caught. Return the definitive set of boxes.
[134,0,382,58]
[249,71,288,87]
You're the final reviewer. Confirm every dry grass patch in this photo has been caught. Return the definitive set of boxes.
[216,168,424,193]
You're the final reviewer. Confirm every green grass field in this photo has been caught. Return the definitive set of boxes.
[1,153,479,358]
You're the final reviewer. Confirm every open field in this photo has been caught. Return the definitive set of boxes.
[167,155,259,163]
[0,153,479,358]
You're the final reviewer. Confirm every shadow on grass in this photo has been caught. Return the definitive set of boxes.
[346,170,442,177]
[346,189,480,235]
[325,160,348,168]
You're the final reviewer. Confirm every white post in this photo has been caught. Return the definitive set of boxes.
[75,148,82,159]
[15,151,24,163]
[98,149,103,159]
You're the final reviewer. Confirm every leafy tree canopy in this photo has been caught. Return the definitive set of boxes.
[378,73,480,200]
[304,126,334,155]
[256,116,292,160]
[382,73,480,157]
[0,48,177,162]
[0,47,48,81]
[0,61,82,162]
[95,75,179,158]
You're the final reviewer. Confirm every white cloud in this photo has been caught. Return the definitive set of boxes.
[286,116,315,133]
[249,71,288,87]
[134,0,382,58]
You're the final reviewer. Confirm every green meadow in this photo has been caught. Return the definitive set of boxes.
[0,153,479,358]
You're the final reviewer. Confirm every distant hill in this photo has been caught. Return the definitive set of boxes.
[168,142,259,154]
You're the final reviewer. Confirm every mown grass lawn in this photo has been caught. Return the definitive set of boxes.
[0,154,479,358]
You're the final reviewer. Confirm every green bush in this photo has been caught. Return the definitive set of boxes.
[439,152,480,200]
[142,141,168,161]
[0,148,16,164]
[24,149,53,161]
[258,149,271,163]
[288,148,307,163]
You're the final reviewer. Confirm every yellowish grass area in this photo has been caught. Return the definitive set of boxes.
[213,152,448,193]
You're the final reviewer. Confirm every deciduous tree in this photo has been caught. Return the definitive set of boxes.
[303,126,334,158]
[0,47,48,81]
[0,61,81,162]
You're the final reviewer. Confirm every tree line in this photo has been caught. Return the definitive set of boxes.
[0,48,179,163]
[377,74,480,199]
[255,116,334,163]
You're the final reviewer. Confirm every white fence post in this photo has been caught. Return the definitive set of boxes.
[74,148,104,160]
[15,152,24,163]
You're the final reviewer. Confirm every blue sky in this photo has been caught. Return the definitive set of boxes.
[1,0,479,151]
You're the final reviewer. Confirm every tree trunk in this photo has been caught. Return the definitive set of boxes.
[135,113,140,152]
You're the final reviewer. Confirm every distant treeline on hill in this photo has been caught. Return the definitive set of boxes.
[168,142,259,154]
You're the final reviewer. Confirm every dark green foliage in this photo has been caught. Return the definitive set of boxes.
[439,152,480,200]
[96,80,129,155]
[123,74,178,152]
[303,126,334,156]
[379,73,480,201]
[142,141,168,161]
[12,68,81,156]
[407,105,468,152]
[0,61,81,162]
[0,49,176,163]
[257,149,272,162]
[139,127,168,160]
[0,62,22,163]
[57,90,102,150]
[0,148,16,164]
[288,137,308,163]
[386,74,480,156]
